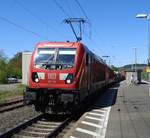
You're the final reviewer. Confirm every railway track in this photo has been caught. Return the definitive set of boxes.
[0,98,24,113]
[0,86,112,137]
[0,113,72,138]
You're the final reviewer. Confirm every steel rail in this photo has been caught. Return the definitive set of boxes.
[0,99,23,107]
[0,99,24,113]
[47,117,72,138]
[0,113,72,138]
[0,114,44,138]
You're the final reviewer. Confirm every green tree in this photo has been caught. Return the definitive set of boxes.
[111,65,119,72]
[7,52,22,78]
[0,50,8,83]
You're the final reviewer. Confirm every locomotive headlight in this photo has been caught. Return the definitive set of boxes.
[66,79,71,84]
[35,78,39,83]
[65,73,74,84]
[32,72,40,83]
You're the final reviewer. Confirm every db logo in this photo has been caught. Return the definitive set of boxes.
[48,73,56,80]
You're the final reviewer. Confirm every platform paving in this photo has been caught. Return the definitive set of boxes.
[63,84,119,138]
[106,81,150,138]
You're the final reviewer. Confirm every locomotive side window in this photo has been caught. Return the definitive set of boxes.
[86,53,89,66]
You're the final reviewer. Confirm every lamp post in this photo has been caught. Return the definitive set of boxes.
[136,13,150,96]
[132,47,137,72]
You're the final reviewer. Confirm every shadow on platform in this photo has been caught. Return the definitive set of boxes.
[88,83,120,111]
[137,82,148,85]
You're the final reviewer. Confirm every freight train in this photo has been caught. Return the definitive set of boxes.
[24,42,115,113]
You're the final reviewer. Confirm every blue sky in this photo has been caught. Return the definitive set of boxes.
[0,0,150,67]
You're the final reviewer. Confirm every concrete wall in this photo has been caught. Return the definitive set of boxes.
[22,52,32,85]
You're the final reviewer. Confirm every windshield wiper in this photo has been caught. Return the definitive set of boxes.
[56,62,73,68]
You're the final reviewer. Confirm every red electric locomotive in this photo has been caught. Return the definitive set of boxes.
[24,42,115,113]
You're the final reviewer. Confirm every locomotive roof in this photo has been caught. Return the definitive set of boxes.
[36,41,82,48]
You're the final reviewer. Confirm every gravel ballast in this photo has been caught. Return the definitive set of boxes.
[0,105,40,134]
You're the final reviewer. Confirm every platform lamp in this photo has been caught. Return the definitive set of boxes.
[136,14,150,96]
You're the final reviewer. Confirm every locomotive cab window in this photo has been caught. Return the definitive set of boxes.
[34,48,76,69]
[57,48,76,67]
[34,48,55,67]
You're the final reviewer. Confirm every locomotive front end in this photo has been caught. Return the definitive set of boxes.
[24,42,81,113]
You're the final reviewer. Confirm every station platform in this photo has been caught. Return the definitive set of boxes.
[63,84,118,138]
[63,81,150,138]
[106,81,150,138]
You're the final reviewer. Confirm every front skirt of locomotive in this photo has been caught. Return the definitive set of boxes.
[24,87,80,113]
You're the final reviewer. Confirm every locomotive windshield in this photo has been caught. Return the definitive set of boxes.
[34,48,76,69]
[57,48,76,66]
[34,48,55,66]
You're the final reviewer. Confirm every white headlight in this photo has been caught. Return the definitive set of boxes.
[66,79,71,84]
[35,78,39,83]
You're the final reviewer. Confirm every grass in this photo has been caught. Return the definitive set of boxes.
[141,72,149,81]
[0,84,26,104]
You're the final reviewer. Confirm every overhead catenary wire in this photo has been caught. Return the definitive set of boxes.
[74,0,105,41]
[84,34,109,56]
[53,0,71,18]
[65,0,75,17]
[74,0,105,42]
[74,0,92,40]
[0,16,45,38]
[14,0,47,27]
[53,0,87,42]
[14,0,64,39]
[73,1,108,55]
[52,0,106,57]
[74,0,110,57]
[74,0,90,22]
